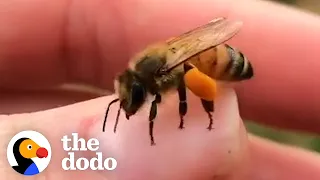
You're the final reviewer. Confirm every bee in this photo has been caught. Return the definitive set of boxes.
[102,17,254,145]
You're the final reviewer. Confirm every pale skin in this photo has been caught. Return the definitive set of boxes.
[0,0,320,179]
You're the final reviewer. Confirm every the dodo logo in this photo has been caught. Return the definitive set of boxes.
[7,130,52,176]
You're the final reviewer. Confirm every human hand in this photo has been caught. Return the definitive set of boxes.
[1,0,320,179]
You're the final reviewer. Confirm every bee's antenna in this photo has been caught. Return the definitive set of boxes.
[113,104,122,133]
[102,98,120,132]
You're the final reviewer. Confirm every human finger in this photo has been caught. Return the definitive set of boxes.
[0,87,107,114]
[0,88,249,180]
[2,90,320,180]
[0,0,69,88]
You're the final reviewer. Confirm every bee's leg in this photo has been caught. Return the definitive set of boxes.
[149,93,161,146]
[178,79,187,129]
[200,99,214,130]
[177,63,194,129]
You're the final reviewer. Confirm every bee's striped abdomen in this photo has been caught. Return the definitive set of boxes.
[224,45,253,81]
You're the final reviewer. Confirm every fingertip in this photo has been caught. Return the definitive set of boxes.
[90,88,249,179]
[3,89,248,179]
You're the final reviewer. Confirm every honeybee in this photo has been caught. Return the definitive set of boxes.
[102,17,254,145]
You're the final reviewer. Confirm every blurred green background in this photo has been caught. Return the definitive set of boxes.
[248,1,320,152]
[269,0,320,14]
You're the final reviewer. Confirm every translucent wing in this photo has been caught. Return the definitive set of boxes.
[165,17,243,71]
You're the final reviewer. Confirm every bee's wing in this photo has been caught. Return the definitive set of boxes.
[165,17,243,71]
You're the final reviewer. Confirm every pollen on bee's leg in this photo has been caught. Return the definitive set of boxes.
[183,68,217,101]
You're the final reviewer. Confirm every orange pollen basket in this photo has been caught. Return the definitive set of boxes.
[183,67,217,101]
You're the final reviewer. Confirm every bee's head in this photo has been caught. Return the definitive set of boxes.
[115,70,147,119]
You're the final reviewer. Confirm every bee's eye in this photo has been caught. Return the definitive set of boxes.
[131,82,145,105]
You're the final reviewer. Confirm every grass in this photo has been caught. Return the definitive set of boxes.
[245,121,320,152]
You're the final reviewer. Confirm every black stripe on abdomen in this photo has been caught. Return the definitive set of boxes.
[232,52,245,78]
